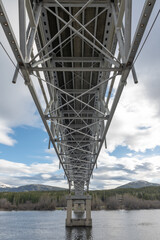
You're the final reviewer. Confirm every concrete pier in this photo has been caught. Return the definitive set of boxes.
[66,199,72,226]
[74,200,85,213]
[66,195,92,227]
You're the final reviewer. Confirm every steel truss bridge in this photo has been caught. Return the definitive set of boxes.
[0,0,155,196]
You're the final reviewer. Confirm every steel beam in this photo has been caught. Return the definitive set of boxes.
[34,73,106,116]
[26,0,36,27]
[127,0,156,65]
[57,89,96,94]
[31,0,93,62]
[31,66,121,72]
[54,0,119,64]
[51,57,102,63]
[27,4,42,60]
[46,116,108,120]
[125,0,132,60]
[19,0,26,60]
[34,6,108,62]
[48,73,118,115]
[45,6,120,67]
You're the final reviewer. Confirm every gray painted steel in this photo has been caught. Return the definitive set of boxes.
[0,0,156,197]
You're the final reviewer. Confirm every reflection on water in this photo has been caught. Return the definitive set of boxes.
[66,212,92,240]
[66,227,92,240]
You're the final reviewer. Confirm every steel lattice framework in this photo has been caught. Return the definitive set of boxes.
[0,0,156,196]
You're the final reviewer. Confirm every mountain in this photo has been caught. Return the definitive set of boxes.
[117,180,160,189]
[1,181,159,192]
[0,183,12,188]
[0,184,66,192]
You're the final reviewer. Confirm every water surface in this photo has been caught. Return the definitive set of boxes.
[0,210,160,240]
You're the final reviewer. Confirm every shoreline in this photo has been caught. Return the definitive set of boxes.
[1,207,160,211]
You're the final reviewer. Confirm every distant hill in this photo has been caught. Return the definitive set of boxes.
[0,184,66,192]
[1,181,159,193]
[117,180,160,189]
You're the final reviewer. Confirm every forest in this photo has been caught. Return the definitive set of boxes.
[1,186,160,211]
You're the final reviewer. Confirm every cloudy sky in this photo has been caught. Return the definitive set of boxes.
[0,0,160,190]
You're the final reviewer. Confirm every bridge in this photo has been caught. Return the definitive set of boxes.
[0,0,155,226]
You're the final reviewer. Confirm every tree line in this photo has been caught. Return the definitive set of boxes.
[0,191,67,210]
[1,186,160,210]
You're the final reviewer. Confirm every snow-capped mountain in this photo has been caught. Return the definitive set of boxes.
[0,183,12,188]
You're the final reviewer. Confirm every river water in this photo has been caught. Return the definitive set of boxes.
[0,210,160,240]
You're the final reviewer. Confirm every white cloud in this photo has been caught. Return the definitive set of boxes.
[0,24,42,146]
[126,153,133,157]
[31,162,59,174]
[0,121,17,146]
[107,67,160,153]
[0,159,31,175]
[105,1,160,153]
[0,146,160,190]
[41,174,52,180]
[45,148,56,155]
[90,146,160,189]
[0,158,65,187]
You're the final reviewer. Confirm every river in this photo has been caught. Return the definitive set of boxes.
[0,210,160,240]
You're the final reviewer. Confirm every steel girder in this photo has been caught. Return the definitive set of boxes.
[0,0,156,196]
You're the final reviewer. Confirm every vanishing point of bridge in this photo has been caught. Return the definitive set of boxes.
[0,0,155,226]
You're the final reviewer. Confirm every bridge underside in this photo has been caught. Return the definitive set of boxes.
[33,0,118,196]
[0,0,156,227]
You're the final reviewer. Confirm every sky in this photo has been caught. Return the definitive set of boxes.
[0,0,160,190]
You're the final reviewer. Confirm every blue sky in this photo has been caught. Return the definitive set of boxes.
[0,127,48,164]
[0,0,160,189]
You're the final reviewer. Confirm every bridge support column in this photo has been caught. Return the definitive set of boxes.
[86,199,92,226]
[66,195,92,227]
[66,199,72,226]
